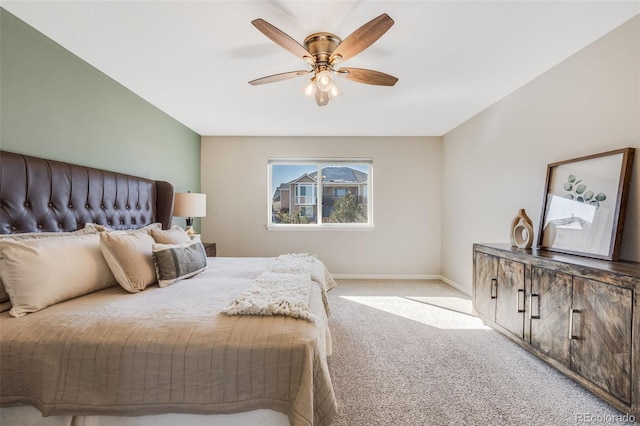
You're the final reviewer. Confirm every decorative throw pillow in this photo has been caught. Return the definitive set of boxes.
[152,241,207,287]
[150,226,191,244]
[0,233,117,318]
[0,228,95,313]
[99,230,157,293]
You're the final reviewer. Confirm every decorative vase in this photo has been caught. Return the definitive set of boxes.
[510,209,534,249]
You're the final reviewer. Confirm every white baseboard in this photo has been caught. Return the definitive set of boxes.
[331,274,472,297]
[438,275,472,297]
[332,274,441,280]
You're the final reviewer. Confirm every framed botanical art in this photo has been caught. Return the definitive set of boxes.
[537,147,635,260]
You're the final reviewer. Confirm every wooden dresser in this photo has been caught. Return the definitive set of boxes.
[473,243,640,418]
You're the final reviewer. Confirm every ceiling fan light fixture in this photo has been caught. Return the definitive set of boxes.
[304,80,316,97]
[315,70,334,92]
[314,88,329,106]
[328,83,342,99]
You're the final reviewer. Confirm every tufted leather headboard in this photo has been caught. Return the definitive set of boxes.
[0,151,174,234]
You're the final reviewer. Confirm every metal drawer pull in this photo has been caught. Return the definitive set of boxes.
[490,278,497,299]
[530,293,540,319]
[516,289,525,313]
[569,308,581,339]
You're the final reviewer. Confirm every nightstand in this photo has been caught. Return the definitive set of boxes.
[202,242,217,257]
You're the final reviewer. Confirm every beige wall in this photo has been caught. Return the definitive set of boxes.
[201,136,442,277]
[441,15,640,294]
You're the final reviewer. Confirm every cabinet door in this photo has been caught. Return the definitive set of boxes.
[473,251,498,322]
[530,266,572,366]
[570,277,632,405]
[495,258,525,339]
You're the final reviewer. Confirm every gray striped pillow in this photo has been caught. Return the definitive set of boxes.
[152,241,207,287]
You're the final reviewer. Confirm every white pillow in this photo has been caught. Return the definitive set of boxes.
[0,233,117,318]
[99,230,157,293]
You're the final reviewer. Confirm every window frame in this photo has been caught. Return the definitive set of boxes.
[268,158,373,230]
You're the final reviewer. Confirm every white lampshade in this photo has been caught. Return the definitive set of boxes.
[304,80,315,97]
[328,84,341,99]
[173,192,207,218]
[315,70,333,92]
[315,88,329,106]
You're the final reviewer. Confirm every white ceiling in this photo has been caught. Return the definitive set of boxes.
[3,1,639,137]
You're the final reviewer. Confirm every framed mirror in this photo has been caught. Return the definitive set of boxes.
[537,147,635,260]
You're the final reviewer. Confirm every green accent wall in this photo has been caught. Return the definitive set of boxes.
[0,8,201,196]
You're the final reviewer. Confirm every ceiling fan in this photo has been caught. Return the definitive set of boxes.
[248,13,398,106]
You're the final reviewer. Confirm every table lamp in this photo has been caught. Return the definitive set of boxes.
[173,191,206,235]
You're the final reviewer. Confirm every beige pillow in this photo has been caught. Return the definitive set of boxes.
[100,230,157,293]
[139,222,163,231]
[150,226,191,244]
[84,222,162,233]
[0,228,92,241]
[0,228,95,312]
[84,223,111,232]
[152,241,207,287]
[0,233,117,318]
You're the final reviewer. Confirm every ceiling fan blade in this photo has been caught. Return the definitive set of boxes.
[330,13,394,64]
[249,70,311,85]
[252,19,314,62]
[337,67,398,86]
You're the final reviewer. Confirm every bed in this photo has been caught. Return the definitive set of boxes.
[0,151,337,426]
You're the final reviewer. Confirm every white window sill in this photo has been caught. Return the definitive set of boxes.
[266,224,374,231]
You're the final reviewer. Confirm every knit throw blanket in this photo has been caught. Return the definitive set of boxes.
[223,254,323,322]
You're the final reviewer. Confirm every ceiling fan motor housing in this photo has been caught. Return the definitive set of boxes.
[304,32,342,64]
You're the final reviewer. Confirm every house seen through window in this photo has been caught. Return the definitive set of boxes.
[269,160,372,226]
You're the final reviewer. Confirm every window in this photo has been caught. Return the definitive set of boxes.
[269,159,372,227]
[295,184,317,205]
[299,206,314,218]
[334,188,349,197]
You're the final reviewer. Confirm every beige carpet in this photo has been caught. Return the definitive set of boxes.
[326,279,636,426]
